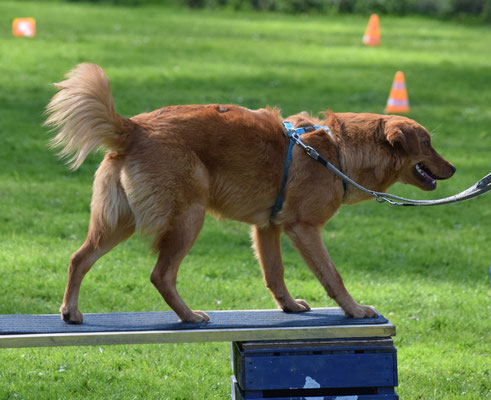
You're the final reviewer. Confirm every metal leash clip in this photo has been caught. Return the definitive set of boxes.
[291,132,319,161]
[305,146,319,161]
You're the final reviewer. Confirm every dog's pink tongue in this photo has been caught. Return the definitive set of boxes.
[423,170,437,188]
[417,164,435,185]
[422,169,433,182]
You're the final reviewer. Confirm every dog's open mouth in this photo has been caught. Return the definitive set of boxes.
[414,162,439,190]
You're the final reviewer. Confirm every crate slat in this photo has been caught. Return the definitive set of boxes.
[231,376,399,400]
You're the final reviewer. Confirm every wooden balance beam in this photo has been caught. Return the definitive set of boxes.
[1,308,398,399]
[0,307,394,348]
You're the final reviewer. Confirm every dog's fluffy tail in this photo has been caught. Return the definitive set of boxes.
[45,63,127,170]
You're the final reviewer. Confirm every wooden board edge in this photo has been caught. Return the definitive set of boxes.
[0,323,395,349]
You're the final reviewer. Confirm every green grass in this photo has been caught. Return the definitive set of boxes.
[1,2,490,399]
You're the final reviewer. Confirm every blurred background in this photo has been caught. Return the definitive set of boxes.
[1,1,490,399]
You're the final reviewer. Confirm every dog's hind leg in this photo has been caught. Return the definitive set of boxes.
[60,223,134,324]
[150,203,209,323]
[285,222,378,318]
[60,154,135,324]
[252,225,310,313]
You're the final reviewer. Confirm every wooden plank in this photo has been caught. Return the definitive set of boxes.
[0,323,395,348]
[0,308,389,335]
[0,308,395,348]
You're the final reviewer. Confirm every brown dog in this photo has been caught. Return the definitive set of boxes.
[45,63,455,323]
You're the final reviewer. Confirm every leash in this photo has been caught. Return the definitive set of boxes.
[272,122,490,215]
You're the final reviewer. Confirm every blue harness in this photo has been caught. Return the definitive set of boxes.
[270,122,332,218]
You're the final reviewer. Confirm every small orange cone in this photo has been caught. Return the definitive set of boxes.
[363,14,380,46]
[13,18,36,38]
[385,71,410,114]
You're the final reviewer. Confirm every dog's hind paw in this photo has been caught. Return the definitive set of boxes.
[61,309,84,324]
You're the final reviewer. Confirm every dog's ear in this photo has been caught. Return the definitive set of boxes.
[385,122,420,156]
[323,110,342,134]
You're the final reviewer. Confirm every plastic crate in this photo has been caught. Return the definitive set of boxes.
[231,338,398,400]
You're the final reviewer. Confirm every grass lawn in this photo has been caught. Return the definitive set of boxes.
[0,1,490,399]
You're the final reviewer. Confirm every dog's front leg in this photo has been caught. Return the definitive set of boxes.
[252,225,310,313]
[285,222,377,318]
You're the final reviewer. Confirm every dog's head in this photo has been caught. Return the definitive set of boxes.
[384,116,455,191]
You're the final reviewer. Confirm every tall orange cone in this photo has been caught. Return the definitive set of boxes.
[13,18,36,38]
[385,71,410,114]
[363,14,380,46]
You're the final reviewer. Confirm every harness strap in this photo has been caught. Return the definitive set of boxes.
[270,134,296,218]
[271,122,335,218]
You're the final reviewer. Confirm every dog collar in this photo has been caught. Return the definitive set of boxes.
[282,122,331,138]
[271,122,337,219]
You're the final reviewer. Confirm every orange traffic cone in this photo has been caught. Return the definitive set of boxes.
[13,18,36,38]
[385,71,410,114]
[363,14,380,46]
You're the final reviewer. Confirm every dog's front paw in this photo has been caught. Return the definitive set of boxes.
[61,308,84,324]
[346,304,378,318]
[180,310,210,323]
[282,298,311,313]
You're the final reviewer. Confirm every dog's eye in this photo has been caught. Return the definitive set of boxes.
[424,140,431,148]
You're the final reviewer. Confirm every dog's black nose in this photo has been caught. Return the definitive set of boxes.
[450,165,456,173]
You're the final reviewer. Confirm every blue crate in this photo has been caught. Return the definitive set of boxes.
[231,338,398,400]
